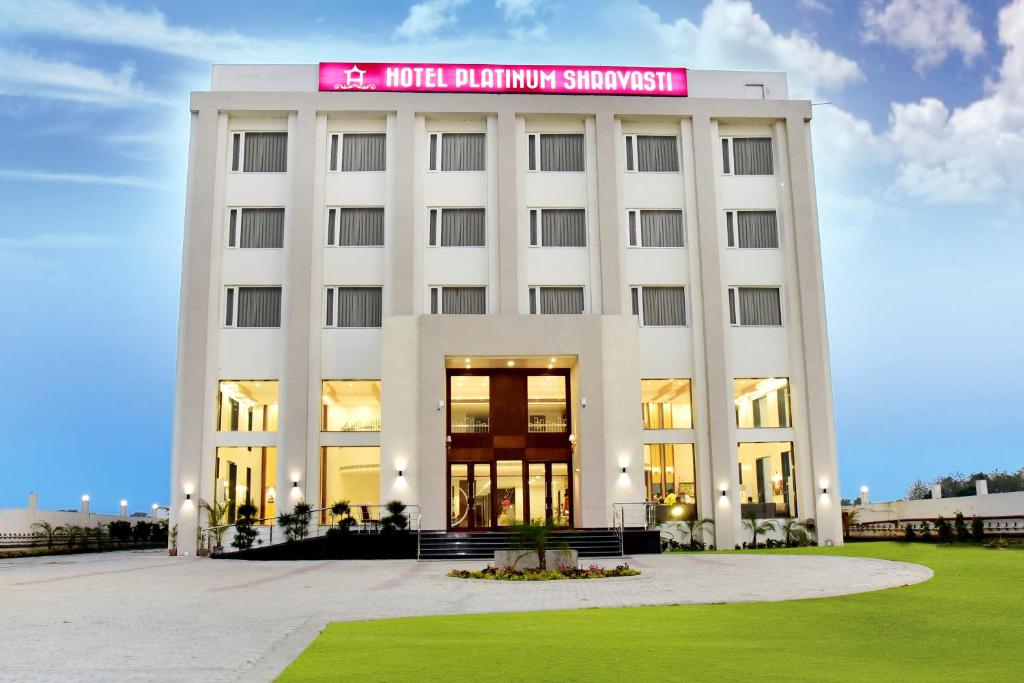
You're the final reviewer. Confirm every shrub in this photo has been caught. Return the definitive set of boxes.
[904,523,916,541]
[971,516,985,541]
[380,500,409,534]
[449,564,640,581]
[280,502,313,542]
[231,500,260,551]
[936,516,953,544]
[954,512,971,542]
[918,520,931,540]
[330,500,356,532]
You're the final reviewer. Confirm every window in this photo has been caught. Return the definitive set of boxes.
[529,286,585,314]
[231,132,287,173]
[450,375,489,433]
[643,444,697,512]
[321,447,380,511]
[738,442,796,519]
[224,287,281,328]
[527,375,568,433]
[215,447,276,524]
[624,135,679,172]
[321,380,381,432]
[227,208,284,249]
[430,286,487,314]
[325,287,382,328]
[627,210,684,248]
[428,132,485,171]
[734,378,791,429]
[326,207,384,247]
[217,380,278,432]
[330,133,386,172]
[641,379,692,429]
[428,208,486,247]
[728,287,782,326]
[529,209,586,247]
[722,137,774,175]
[631,286,686,326]
[527,133,585,171]
[726,210,778,249]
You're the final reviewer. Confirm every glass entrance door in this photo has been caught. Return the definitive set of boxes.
[526,462,572,527]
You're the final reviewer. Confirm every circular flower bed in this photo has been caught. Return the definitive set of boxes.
[448,564,640,581]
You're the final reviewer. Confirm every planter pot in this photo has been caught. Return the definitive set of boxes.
[197,548,210,557]
[168,548,177,557]
[493,549,578,570]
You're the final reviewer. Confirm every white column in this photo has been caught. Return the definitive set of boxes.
[931,484,943,499]
[975,480,988,495]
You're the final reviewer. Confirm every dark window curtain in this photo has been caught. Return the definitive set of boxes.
[237,287,281,327]
[637,136,679,172]
[239,208,285,248]
[539,287,584,314]
[336,287,382,327]
[243,133,287,172]
[640,210,684,247]
[339,208,385,246]
[341,134,386,171]
[442,287,486,314]
[737,211,778,248]
[329,135,339,171]
[539,134,584,171]
[541,209,586,246]
[441,133,485,171]
[642,287,685,326]
[738,287,782,325]
[441,209,486,246]
[733,137,774,175]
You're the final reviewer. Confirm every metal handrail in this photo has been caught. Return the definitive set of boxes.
[201,503,421,554]
[611,502,658,557]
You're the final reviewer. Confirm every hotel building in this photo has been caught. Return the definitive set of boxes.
[170,63,842,555]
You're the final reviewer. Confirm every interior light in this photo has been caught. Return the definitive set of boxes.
[671,505,683,518]
[507,360,515,367]
[550,357,556,363]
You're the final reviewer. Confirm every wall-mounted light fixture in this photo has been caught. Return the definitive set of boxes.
[821,487,829,495]
[292,481,299,489]
[397,468,405,478]
[719,484,728,498]
[620,466,628,474]
[580,398,588,408]
[437,399,445,411]
[185,493,191,501]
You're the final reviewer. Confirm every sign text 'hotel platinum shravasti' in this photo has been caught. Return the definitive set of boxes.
[319,62,687,97]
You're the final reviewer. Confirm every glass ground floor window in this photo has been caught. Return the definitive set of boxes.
[321,447,380,522]
[321,380,381,432]
[214,446,276,524]
[643,444,697,521]
[737,441,796,518]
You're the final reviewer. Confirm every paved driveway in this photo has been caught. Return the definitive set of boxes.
[0,549,931,682]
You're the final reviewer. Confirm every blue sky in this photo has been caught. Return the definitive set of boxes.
[0,0,1021,513]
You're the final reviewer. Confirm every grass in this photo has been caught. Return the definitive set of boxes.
[277,542,1023,682]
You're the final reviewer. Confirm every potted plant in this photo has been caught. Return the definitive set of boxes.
[196,526,209,556]
[168,523,178,556]
[200,499,230,552]
[231,500,260,551]
[380,500,409,534]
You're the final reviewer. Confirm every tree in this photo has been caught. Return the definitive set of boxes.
[906,480,930,500]
[842,507,861,540]
[780,518,807,546]
[742,515,777,547]
[31,521,61,549]
[682,517,714,548]
[200,499,231,548]
[511,520,558,570]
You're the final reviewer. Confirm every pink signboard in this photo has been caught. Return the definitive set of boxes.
[319,62,687,97]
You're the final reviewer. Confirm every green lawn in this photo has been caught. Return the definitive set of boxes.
[278,542,1023,682]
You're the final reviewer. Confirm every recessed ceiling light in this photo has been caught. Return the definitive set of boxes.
[550,357,556,363]
[547,364,553,369]
[464,358,471,363]
[507,360,515,366]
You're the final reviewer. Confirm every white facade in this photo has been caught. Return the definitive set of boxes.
[170,64,842,555]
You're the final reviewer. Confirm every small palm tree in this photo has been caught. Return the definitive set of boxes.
[330,500,355,531]
[200,499,231,548]
[64,525,85,549]
[683,517,715,547]
[91,523,106,549]
[780,518,807,546]
[743,515,777,547]
[511,520,558,570]
[31,521,60,549]
[842,507,861,540]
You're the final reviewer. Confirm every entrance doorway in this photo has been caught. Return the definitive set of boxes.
[448,460,572,530]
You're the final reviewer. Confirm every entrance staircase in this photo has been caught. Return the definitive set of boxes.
[418,528,622,560]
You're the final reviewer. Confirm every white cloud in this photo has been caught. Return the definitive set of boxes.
[0,49,173,107]
[395,0,470,39]
[496,0,540,21]
[886,0,1024,203]
[0,233,117,249]
[799,0,833,12]
[862,0,985,72]
[0,168,161,189]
